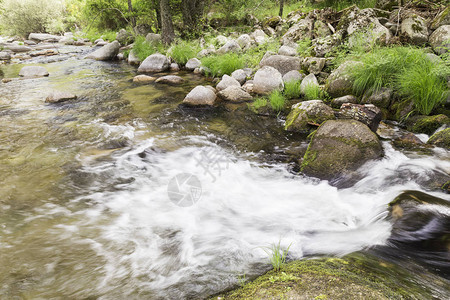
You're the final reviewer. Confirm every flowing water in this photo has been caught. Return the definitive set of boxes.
[0,46,449,299]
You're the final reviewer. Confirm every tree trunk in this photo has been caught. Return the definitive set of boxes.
[160,0,175,45]
[279,0,284,17]
[155,0,162,31]
[127,0,136,29]
[182,0,205,32]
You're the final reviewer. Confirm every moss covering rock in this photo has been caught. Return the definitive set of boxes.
[427,128,450,148]
[285,100,335,133]
[301,120,383,181]
[408,114,450,135]
[326,61,363,98]
[212,252,443,300]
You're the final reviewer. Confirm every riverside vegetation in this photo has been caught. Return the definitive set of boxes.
[0,0,449,299]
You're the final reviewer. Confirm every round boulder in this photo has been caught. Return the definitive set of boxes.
[285,100,335,132]
[86,41,120,61]
[301,119,383,181]
[259,54,301,75]
[231,69,247,85]
[185,58,201,70]
[216,74,241,92]
[217,86,252,103]
[429,25,450,55]
[138,53,170,73]
[155,75,184,84]
[183,86,217,106]
[253,66,284,94]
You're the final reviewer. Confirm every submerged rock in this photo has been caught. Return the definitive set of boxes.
[45,91,77,103]
[155,75,184,84]
[86,40,120,61]
[137,53,170,73]
[427,128,450,148]
[133,75,156,83]
[301,119,383,181]
[285,100,335,132]
[183,86,217,106]
[5,45,32,53]
[19,66,49,77]
[253,66,284,94]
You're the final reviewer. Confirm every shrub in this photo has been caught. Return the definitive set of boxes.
[168,40,201,65]
[201,52,244,77]
[0,0,65,36]
[269,90,286,112]
[133,35,166,61]
[284,80,302,99]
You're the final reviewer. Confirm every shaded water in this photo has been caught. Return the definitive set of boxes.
[0,47,449,299]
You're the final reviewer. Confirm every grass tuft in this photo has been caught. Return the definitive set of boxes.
[284,80,302,99]
[269,90,286,112]
[133,35,166,61]
[168,40,201,65]
[303,84,323,100]
[262,240,292,272]
[201,52,245,77]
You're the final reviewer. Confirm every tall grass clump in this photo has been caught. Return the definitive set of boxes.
[303,84,323,100]
[284,80,302,99]
[168,40,201,65]
[201,52,244,77]
[351,46,449,115]
[133,35,166,61]
[262,241,292,272]
[269,90,286,112]
[0,0,65,36]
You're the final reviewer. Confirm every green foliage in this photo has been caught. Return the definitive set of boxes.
[201,52,245,77]
[311,0,376,10]
[269,90,286,112]
[251,97,268,110]
[262,241,292,272]
[297,38,312,56]
[241,39,280,69]
[0,0,65,36]
[133,35,166,61]
[283,80,301,99]
[83,0,128,30]
[168,40,201,65]
[351,46,450,115]
[76,29,117,43]
[303,84,323,100]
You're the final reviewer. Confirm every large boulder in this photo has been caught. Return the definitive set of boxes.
[19,66,49,77]
[86,41,120,61]
[128,50,141,65]
[45,91,77,103]
[429,25,450,55]
[408,114,450,135]
[217,40,241,54]
[5,45,31,53]
[231,69,247,85]
[138,53,170,73]
[185,58,201,70]
[312,31,343,57]
[427,128,450,148]
[326,61,363,98]
[278,45,297,56]
[285,100,335,132]
[116,29,134,45]
[236,34,252,50]
[338,103,382,132]
[217,86,252,102]
[216,74,241,92]
[259,55,301,75]
[400,15,428,45]
[183,86,217,106]
[28,33,62,42]
[253,66,284,94]
[281,18,313,44]
[301,120,383,181]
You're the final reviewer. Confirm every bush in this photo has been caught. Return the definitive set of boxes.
[0,0,65,36]
[269,90,286,112]
[133,35,166,61]
[351,46,449,115]
[201,52,245,77]
[168,40,201,65]
[284,80,302,99]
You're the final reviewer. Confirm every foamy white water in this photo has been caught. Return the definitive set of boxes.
[13,136,447,299]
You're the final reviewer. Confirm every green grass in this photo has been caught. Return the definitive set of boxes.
[269,90,286,112]
[133,35,166,61]
[201,52,245,77]
[303,84,323,100]
[350,46,449,115]
[76,29,118,43]
[283,80,302,99]
[252,97,268,110]
[297,38,312,56]
[262,240,292,272]
[312,0,376,10]
[241,39,280,69]
[168,40,201,65]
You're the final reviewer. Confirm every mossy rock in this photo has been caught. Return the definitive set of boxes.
[427,128,450,148]
[408,114,450,135]
[285,100,335,133]
[212,252,443,300]
[300,120,383,181]
[390,98,414,122]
